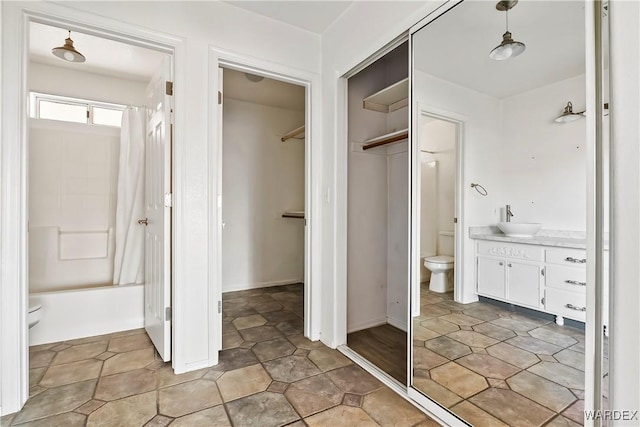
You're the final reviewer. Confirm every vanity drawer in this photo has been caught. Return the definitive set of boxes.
[545,288,586,322]
[545,265,587,292]
[477,241,544,261]
[546,248,587,267]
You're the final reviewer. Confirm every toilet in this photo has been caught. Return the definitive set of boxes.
[28,297,42,329]
[423,231,455,293]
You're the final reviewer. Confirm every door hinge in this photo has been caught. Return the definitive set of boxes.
[166,81,174,96]
[218,300,222,314]
[541,297,545,305]
[218,91,222,105]
[164,193,173,208]
[541,267,545,276]
[454,217,458,223]
[165,307,172,321]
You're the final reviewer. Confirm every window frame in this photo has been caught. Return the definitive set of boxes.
[29,91,127,127]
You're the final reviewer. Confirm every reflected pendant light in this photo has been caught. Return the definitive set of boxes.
[52,30,86,63]
[489,0,526,61]
[555,101,584,123]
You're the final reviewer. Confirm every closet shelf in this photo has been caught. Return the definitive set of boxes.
[362,128,408,151]
[282,211,305,219]
[362,78,409,113]
[281,125,305,142]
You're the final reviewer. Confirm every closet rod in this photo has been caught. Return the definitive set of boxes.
[362,130,408,151]
[281,125,305,142]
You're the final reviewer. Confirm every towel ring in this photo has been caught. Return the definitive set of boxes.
[471,183,488,196]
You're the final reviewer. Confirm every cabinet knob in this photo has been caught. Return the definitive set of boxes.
[565,280,586,287]
[565,303,587,312]
[507,263,512,267]
[498,261,504,266]
[565,257,587,264]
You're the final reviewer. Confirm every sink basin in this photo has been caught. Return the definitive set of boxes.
[498,222,542,238]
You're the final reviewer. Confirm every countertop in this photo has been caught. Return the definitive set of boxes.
[469,226,588,249]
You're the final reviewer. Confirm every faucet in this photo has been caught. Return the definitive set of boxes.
[506,205,514,222]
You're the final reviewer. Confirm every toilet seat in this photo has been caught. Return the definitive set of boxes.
[425,255,454,265]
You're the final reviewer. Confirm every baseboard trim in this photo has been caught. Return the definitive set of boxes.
[387,315,408,332]
[222,279,303,293]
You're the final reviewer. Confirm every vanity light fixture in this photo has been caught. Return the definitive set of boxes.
[489,0,526,61]
[555,101,585,123]
[52,30,85,63]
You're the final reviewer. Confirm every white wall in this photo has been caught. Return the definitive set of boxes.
[221,98,305,292]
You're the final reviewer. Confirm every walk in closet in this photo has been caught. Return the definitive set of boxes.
[346,42,409,384]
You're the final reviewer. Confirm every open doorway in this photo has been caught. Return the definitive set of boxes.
[219,66,308,351]
[26,22,174,361]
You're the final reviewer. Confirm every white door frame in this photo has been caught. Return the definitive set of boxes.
[209,47,321,341]
[0,3,185,414]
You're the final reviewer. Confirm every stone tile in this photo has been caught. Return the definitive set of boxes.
[94,368,156,401]
[308,348,351,372]
[450,401,510,427]
[29,385,46,398]
[13,380,96,424]
[74,399,106,415]
[95,352,115,361]
[430,362,488,399]
[487,342,540,369]
[506,336,563,355]
[29,350,56,369]
[539,354,557,362]
[107,328,147,339]
[413,347,448,370]
[87,390,157,426]
[546,415,583,427]
[107,334,152,353]
[462,308,501,322]
[362,388,426,427]
[239,325,284,342]
[50,343,71,352]
[304,405,378,427]
[529,327,578,348]
[413,378,462,408]
[413,325,441,341]
[528,362,585,390]
[507,371,577,412]
[440,313,484,326]
[294,348,310,357]
[144,414,174,427]
[460,325,473,331]
[223,306,258,318]
[562,399,585,424]
[285,374,343,417]
[569,340,585,354]
[29,367,47,387]
[554,349,585,371]
[287,335,325,350]
[325,365,383,395]
[170,406,231,427]
[447,331,498,348]
[263,355,321,383]
[487,378,509,389]
[217,364,271,402]
[424,336,472,360]
[471,347,488,354]
[157,365,206,388]
[39,359,103,388]
[240,341,256,349]
[226,392,299,427]
[268,381,289,393]
[232,314,267,330]
[101,348,155,376]
[222,331,244,349]
[470,387,555,426]
[29,342,57,353]
[254,301,284,313]
[472,322,517,341]
[456,353,521,379]
[420,318,459,334]
[14,412,86,426]
[159,379,222,417]
[217,347,260,371]
[491,317,542,332]
[251,337,296,362]
[262,309,301,323]
[51,342,107,366]
[413,418,444,427]
[1,413,18,427]
[276,319,304,335]
[342,393,363,407]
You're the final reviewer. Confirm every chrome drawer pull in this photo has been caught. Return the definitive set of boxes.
[565,257,586,264]
[565,280,587,287]
[565,303,586,312]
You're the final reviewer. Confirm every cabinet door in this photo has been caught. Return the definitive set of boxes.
[507,261,541,308]
[477,257,505,299]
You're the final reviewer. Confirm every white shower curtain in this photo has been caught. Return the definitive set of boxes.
[113,107,146,285]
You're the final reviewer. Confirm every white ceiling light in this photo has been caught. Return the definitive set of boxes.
[52,30,85,63]
[489,0,526,61]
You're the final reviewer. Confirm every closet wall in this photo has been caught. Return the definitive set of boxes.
[222,72,305,292]
[347,43,409,332]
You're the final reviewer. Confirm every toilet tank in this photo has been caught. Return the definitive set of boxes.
[438,231,455,256]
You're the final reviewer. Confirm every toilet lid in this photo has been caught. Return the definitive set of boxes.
[426,255,454,264]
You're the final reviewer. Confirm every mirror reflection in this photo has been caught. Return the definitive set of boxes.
[411,1,598,425]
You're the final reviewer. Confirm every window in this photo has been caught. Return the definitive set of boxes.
[30,92,126,127]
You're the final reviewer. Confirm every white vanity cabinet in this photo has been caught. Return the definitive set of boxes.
[544,248,587,324]
[476,241,544,310]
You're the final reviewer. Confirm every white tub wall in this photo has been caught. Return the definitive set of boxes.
[29,284,144,346]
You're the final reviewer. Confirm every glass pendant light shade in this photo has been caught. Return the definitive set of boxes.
[555,102,583,123]
[52,31,85,63]
[489,31,526,60]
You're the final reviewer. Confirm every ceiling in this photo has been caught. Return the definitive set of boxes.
[413,1,585,99]
[222,1,353,34]
[30,22,167,82]
[222,68,305,111]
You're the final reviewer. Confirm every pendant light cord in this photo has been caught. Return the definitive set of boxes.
[505,9,509,32]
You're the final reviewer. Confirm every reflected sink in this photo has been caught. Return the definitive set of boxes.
[498,222,542,238]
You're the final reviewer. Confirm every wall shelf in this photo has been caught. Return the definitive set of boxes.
[362,78,409,113]
[282,211,305,219]
[281,125,305,142]
[362,128,408,151]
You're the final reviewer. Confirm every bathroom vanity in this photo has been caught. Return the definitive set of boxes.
[470,227,607,329]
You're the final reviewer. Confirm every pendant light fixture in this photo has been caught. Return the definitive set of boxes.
[52,30,86,63]
[489,0,526,61]
[555,101,585,123]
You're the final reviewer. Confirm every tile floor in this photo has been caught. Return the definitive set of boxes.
[2,284,439,427]
[413,286,590,427]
